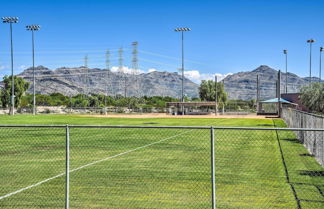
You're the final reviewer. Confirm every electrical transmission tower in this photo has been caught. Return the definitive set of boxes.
[84,55,89,95]
[106,49,111,96]
[118,47,126,97]
[106,50,110,71]
[104,50,110,114]
[84,55,88,68]
[132,41,139,97]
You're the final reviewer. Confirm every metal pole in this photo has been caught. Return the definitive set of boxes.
[320,48,322,82]
[32,30,36,115]
[309,42,312,85]
[285,52,288,93]
[211,127,216,209]
[278,70,281,117]
[124,76,127,98]
[10,23,15,115]
[181,31,184,115]
[215,76,218,116]
[257,75,260,113]
[65,125,70,209]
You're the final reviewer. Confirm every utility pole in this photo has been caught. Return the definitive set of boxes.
[215,75,218,116]
[26,24,40,115]
[277,70,281,117]
[257,75,260,113]
[2,17,18,115]
[320,47,323,82]
[283,49,288,93]
[307,39,315,85]
[175,27,191,115]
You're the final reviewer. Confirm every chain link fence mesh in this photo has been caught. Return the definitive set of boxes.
[0,127,66,208]
[215,128,324,209]
[0,125,323,208]
[68,127,211,208]
[282,107,324,166]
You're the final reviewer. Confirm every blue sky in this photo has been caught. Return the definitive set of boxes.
[0,0,324,82]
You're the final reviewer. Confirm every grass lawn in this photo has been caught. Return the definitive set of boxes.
[0,115,323,208]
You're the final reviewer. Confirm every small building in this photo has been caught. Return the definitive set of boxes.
[166,102,217,115]
[281,93,308,111]
[257,98,298,115]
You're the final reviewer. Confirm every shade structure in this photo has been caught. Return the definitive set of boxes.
[261,98,295,104]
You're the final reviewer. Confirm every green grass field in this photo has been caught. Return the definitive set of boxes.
[0,115,323,208]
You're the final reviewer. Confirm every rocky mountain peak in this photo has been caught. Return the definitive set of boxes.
[252,65,277,74]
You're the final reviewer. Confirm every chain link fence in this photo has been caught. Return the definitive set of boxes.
[282,108,324,166]
[0,125,323,208]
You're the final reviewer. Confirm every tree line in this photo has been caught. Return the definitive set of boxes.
[1,76,321,113]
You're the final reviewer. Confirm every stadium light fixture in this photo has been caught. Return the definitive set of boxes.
[1,17,19,115]
[174,27,191,115]
[26,25,41,115]
[307,39,315,84]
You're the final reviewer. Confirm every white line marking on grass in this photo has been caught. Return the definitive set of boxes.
[0,130,193,200]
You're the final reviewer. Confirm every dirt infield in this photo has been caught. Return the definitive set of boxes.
[84,113,273,119]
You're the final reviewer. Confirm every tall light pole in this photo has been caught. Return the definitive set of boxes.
[307,39,315,85]
[320,47,323,82]
[2,17,19,115]
[26,25,40,115]
[175,27,191,115]
[283,49,288,93]
[215,75,218,116]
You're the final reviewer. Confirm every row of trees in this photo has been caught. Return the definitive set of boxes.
[2,75,321,113]
[0,76,228,109]
[19,94,179,109]
[0,76,180,109]
[0,76,252,112]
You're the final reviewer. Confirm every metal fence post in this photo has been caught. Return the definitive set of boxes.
[65,125,70,209]
[211,127,216,209]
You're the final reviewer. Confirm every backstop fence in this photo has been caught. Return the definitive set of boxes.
[282,108,324,167]
[0,125,323,209]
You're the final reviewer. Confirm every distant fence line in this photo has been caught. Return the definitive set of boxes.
[0,102,256,115]
[282,107,324,166]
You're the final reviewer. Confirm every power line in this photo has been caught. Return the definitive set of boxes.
[0,48,128,55]
[139,49,207,66]
[140,58,179,68]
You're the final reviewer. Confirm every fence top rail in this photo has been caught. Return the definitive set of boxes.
[287,108,324,118]
[0,124,323,131]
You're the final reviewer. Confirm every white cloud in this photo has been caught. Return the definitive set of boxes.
[109,66,232,84]
[0,65,7,71]
[184,70,233,84]
[19,65,27,70]
[110,66,145,74]
[148,68,157,73]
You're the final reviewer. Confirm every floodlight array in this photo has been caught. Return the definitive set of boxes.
[1,17,19,23]
[307,39,315,43]
[174,27,191,32]
[26,25,41,31]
